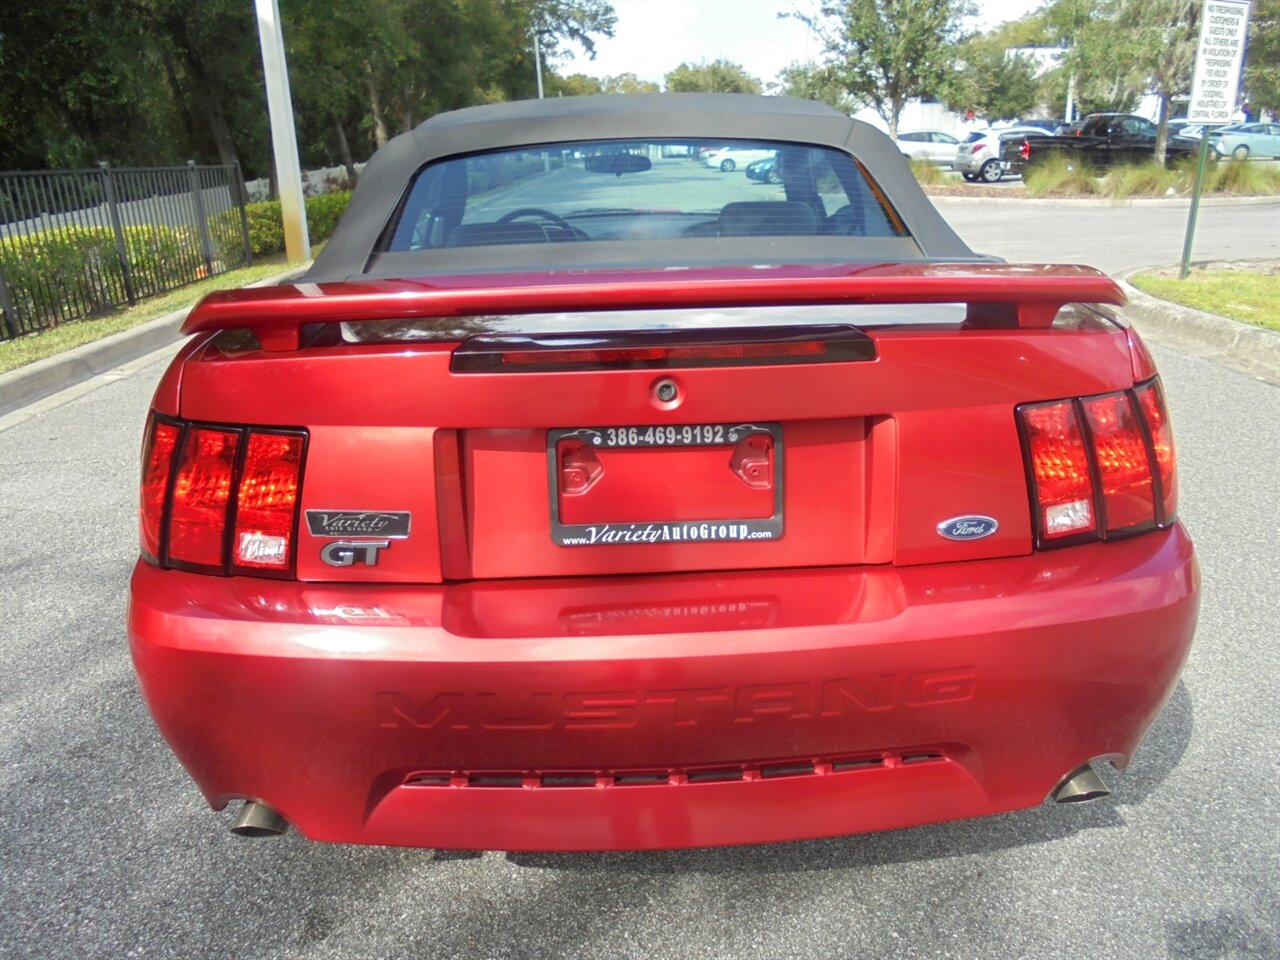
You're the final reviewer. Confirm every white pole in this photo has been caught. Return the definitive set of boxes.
[255,0,311,262]
[534,31,545,99]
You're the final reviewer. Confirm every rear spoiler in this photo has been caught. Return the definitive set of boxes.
[182,262,1126,351]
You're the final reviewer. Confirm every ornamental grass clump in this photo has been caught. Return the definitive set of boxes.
[1102,161,1181,202]
[909,158,946,185]
[1023,153,1100,197]
[1196,158,1280,196]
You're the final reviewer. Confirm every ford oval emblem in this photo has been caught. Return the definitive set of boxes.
[937,515,999,541]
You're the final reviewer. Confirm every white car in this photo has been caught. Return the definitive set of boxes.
[895,131,960,166]
[703,147,775,172]
[955,127,1047,182]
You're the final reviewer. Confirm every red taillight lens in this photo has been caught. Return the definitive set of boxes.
[1020,400,1096,540]
[1020,376,1177,549]
[1020,140,1032,160]
[168,427,241,568]
[1134,378,1177,523]
[1082,392,1155,533]
[232,432,304,572]
[139,418,180,561]
[139,415,306,576]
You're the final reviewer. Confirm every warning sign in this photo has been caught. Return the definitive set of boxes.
[1187,0,1252,125]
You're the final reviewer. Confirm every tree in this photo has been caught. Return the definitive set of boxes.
[770,62,852,111]
[1115,0,1198,164]
[1066,1,1197,163]
[664,60,762,94]
[789,0,974,137]
[944,45,1041,122]
[1245,0,1280,114]
[601,73,660,94]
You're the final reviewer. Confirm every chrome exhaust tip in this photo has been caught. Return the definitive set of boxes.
[1052,765,1111,804]
[231,801,289,837]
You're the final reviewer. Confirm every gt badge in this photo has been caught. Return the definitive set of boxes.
[321,540,391,567]
[937,516,999,541]
[307,511,411,538]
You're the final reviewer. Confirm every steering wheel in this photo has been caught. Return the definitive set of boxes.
[496,208,575,231]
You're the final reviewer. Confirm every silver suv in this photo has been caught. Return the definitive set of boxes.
[955,127,1046,182]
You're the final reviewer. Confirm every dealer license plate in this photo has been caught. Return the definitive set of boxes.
[548,423,784,547]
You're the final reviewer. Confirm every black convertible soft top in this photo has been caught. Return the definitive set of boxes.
[306,93,978,280]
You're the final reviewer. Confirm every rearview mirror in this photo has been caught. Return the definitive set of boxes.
[584,153,653,176]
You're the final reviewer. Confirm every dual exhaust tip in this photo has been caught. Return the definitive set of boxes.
[1052,764,1111,804]
[231,801,289,838]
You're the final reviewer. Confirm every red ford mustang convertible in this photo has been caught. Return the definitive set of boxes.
[127,95,1198,850]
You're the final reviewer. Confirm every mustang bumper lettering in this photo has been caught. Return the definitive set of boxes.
[128,525,1197,851]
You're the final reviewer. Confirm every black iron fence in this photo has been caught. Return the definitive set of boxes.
[0,162,253,341]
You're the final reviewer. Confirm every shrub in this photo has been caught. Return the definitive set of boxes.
[238,190,354,257]
[0,224,193,330]
[1023,153,1100,197]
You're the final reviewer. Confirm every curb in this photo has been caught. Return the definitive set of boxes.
[1120,270,1280,385]
[929,193,1280,208]
[0,265,308,418]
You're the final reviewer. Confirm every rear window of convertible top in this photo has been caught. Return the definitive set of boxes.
[382,139,913,262]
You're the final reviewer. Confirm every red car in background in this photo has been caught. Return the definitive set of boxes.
[128,94,1198,851]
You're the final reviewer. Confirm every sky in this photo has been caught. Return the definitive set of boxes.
[558,0,1046,88]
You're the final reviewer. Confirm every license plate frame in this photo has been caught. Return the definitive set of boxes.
[547,423,785,547]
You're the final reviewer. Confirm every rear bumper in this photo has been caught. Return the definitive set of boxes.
[128,525,1198,850]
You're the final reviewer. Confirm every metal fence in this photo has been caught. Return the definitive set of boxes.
[0,162,253,340]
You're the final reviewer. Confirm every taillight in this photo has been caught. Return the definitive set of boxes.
[1082,392,1155,532]
[1134,379,1177,523]
[139,417,180,562]
[138,416,306,577]
[1020,400,1096,540]
[1018,377,1177,549]
[168,427,240,569]
[1019,140,1032,161]
[232,432,304,573]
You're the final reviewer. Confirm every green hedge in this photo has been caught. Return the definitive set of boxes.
[0,224,192,328]
[238,190,353,257]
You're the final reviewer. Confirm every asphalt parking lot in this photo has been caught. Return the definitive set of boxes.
[1,199,1278,959]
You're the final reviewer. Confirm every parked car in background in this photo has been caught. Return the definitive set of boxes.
[1211,123,1280,159]
[703,146,775,172]
[1017,119,1060,133]
[745,155,780,183]
[894,130,960,166]
[1003,113,1201,175]
[955,126,1047,182]
[129,94,1198,852]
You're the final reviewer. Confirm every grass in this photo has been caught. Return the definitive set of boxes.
[1023,153,1101,197]
[0,250,312,375]
[1131,266,1280,331]
[1026,153,1280,200]
[910,158,947,186]
[1102,160,1180,202]
[1195,158,1280,196]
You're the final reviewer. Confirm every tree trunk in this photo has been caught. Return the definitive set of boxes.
[402,83,414,133]
[164,14,247,203]
[334,118,358,183]
[365,62,388,148]
[1154,91,1171,166]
